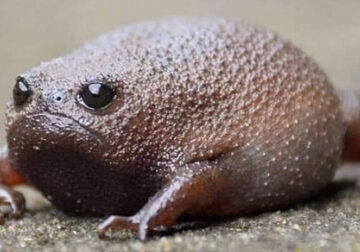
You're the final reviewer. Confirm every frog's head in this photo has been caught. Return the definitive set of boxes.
[5,53,162,216]
[4,19,203,216]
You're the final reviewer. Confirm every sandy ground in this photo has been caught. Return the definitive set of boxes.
[0,1,359,252]
[1,0,360,145]
[0,166,359,252]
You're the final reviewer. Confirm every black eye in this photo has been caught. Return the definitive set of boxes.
[13,77,31,106]
[77,83,116,110]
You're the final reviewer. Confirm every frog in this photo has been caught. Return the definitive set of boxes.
[0,18,359,240]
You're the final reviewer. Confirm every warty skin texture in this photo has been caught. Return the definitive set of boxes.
[0,18,359,240]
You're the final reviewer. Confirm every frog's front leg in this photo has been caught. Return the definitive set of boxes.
[0,145,26,223]
[98,161,227,240]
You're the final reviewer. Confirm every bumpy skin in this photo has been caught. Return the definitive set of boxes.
[1,18,356,239]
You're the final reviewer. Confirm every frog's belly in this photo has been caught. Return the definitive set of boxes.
[200,139,342,216]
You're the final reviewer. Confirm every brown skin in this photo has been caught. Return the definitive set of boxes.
[0,147,25,223]
[341,93,360,161]
[0,18,359,240]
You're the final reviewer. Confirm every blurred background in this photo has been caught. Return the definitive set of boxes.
[0,0,359,145]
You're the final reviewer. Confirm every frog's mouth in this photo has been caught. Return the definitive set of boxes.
[6,113,159,216]
[7,113,105,164]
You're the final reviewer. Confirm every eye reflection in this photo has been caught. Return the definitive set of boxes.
[77,83,116,110]
[13,77,31,106]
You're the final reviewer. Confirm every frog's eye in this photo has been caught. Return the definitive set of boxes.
[13,77,31,106]
[77,83,116,110]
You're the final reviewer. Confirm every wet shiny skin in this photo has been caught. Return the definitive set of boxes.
[2,18,360,239]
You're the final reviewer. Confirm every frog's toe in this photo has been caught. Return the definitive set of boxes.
[0,213,5,225]
[98,215,139,239]
[0,185,25,223]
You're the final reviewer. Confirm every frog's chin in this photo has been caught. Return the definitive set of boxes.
[7,113,104,169]
[6,113,159,216]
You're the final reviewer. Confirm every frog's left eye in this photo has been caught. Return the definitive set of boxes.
[13,77,31,106]
[77,83,116,110]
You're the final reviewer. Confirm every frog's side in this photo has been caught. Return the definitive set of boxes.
[0,18,360,240]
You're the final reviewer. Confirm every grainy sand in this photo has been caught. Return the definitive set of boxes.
[0,1,359,251]
[0,166,359,252]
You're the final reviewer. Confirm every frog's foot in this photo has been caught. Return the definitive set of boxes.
[98,161,226,240]
[0,145,26,186]
[0,186,26,224]
[98,215,139,239]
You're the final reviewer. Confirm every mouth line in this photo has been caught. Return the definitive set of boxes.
[8,112,105,144]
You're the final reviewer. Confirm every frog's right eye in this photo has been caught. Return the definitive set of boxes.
[13,77,31,106]
[77,83,116,111]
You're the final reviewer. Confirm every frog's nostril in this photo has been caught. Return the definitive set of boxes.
[52,90,67,104]
[13,77,31,107]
